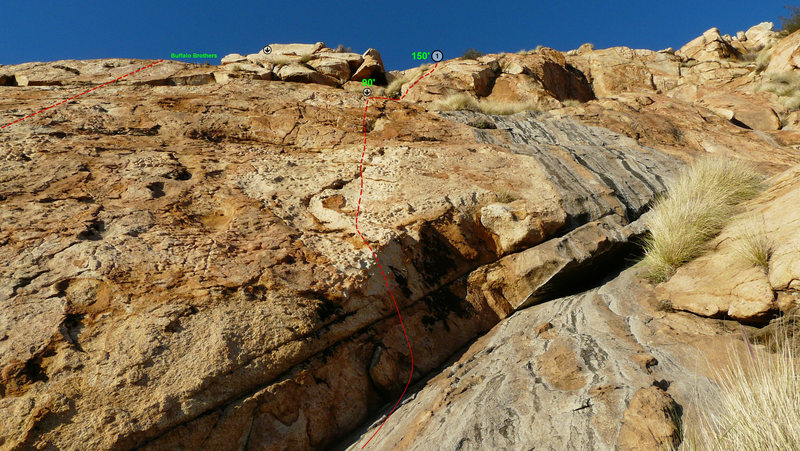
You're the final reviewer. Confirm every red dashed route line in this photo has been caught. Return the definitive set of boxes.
[0,59,164,130]
[356,62,438,448]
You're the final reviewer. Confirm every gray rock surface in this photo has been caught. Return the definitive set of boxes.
[343,268,742,450]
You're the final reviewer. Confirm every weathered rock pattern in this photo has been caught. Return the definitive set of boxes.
[343,269,757,450]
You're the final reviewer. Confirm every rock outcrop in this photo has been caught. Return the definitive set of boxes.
[1,22,799,450]
[218,42,381,87]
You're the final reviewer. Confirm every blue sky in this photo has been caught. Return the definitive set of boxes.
[1,1,794,70]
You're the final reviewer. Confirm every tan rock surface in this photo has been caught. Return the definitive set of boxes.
[0,57,687,449]
[766,29,800,73]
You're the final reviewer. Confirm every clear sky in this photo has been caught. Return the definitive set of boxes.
[1,1,795,70]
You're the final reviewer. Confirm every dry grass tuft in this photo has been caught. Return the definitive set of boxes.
[432,93,540,115]
[383,65,431,98]
[733,218,773,269]
[759,71,800,111]
[689,322,800,449]
[640,158,764,282]
[494,189,517,203]
[299,54,316,64]
[269,55,293,66]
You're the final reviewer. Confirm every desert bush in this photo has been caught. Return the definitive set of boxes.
[690,322,800,449]
[562,99,581,107]
[733,218,773,268]
[494,188,517,203]
[467,118,497,129]
[432,93,540,115]
[779,5,800,36]
[334,44,352,53]
[460,48,484,60]
[759,71,800,111]
[640,158,764,282]
[299,54,316,64]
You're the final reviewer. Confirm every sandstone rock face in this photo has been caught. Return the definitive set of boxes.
[0,58,693,449]
[2,25,800,450]
[402,48,593,104]
[766,29,800,73]
[568,47,681,97]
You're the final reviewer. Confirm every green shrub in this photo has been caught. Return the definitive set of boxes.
[640,158,765,282]
[467,118,497,129]
[460,48,484,60]
[779,5,800,36]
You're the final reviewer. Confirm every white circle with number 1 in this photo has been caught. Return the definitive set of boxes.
[431,50,443,62]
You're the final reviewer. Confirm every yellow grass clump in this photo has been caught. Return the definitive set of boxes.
[432,93,540,115]
[685,322,800,449]
[759,71,800,111]
[640,158,764,282]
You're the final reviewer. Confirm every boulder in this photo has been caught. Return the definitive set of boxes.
[322,52,364,72]
[766,29,800,73]
[677,27,740,61]
[400,59,498,101]
[698,91,782,130]
[617,387,681,450]
[744,22,777,50]
[484,73,562,110]
[568,47,680,97]
[478,199,566,254]
[220,53,247,65]
[308,57,351,84]
[277,63,339,86]
[350,48,384,81]
[268,42,326,56]
[468,215,644,315]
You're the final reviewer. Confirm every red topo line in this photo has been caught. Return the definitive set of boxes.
[0,59,165,130]
[357,63,438,448]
